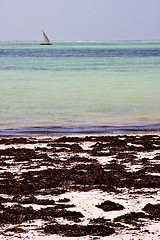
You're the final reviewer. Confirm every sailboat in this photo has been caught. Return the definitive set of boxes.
[41,31,52,45]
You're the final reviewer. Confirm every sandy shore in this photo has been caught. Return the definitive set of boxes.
[0,134,160,239]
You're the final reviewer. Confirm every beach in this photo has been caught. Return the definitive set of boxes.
[0,134,160,239]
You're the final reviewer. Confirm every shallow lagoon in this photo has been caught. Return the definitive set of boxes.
[0,41,160,134]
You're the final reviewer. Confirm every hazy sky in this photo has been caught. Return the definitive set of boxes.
[1,0,160,41]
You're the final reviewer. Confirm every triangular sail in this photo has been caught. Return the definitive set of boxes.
[42,31,51,44]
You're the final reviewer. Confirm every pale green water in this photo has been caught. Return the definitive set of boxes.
[0,41,160,133]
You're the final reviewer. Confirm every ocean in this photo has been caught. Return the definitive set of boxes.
[0,41,160,135]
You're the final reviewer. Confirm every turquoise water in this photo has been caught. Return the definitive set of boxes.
[0,41,160,134]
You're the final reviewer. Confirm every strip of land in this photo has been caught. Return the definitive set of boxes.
[0,135,160,239]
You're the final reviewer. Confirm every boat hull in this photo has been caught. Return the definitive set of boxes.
[40,43,52,45]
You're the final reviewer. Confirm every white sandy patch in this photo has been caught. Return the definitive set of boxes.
[96,156,114,165]
[137,150,160,160]
[124,163,143,172]
[79,142,93,150]
[0,143,49,150]
[127,143,142,147]
[148,173,160,176]
[46,188,160,223]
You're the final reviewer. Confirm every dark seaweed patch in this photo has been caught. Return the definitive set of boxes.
[114,212,149,225]
[44,223,115,236]
[96,200,124,211]
[142,203,160,218]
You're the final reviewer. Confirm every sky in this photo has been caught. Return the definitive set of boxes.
[0,0,160,41]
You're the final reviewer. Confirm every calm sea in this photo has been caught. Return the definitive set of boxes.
[0,41,160,135]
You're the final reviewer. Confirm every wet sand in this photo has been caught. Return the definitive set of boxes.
[0,134,160,239]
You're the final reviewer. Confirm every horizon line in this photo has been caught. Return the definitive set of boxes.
[0,39,160,43]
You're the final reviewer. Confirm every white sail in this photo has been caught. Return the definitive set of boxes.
[41,31,52,45]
